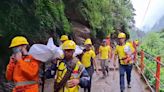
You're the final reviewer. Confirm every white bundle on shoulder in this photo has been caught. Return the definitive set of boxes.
[28,44,54,62]
[73,45,84,57]
[29,37,84,62]
[46,37,56,51]
[47,38,64,59]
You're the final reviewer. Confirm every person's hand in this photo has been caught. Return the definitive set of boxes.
[9,55,16,63]
[67,79,80,88]
[14,52,22,61]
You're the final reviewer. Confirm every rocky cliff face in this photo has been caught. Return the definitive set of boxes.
[72,22,91,45]
[62,0,92,45]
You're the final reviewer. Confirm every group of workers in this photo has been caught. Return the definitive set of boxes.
[5,32,139,92]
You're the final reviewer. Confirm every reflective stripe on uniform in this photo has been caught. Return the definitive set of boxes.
[15,81,37,86]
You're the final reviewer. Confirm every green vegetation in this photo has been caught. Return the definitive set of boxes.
[0,0,134,91]
[139,31,164,91]
[1,0,163,91]
[140,31,164,61]
[79,0,134,39]
[0,0,134,65]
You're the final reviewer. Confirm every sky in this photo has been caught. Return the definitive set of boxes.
[131,0,164,29]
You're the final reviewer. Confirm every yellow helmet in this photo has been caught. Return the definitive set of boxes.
[60,35,69,41]
[62,40,76,50]
[9,36,29,48]
[84,38,92,45]
[118,33,126,38]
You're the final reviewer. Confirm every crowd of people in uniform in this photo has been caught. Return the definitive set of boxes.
[5,32,139,92]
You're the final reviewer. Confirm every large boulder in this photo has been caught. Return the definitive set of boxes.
[71,22,91,45]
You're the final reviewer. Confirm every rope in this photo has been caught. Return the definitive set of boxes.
[137,50,164,67]
[136,53,164,90]
[141,0,152,23]
[144,52,164,67]
[137,56,160,79]
[135,63,155,92]
[143,63,156,78]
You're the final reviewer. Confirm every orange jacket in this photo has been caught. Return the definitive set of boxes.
[6,55,40,92]
[106,38,112,58]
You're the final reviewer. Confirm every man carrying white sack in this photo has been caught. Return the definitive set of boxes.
[45,40,90,92]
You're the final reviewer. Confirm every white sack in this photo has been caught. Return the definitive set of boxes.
[47,37,56,51]
[73,45,84,56]
[53,47,64,59]
[28,44,54,62]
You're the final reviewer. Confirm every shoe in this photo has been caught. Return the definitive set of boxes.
[128,84,131,88]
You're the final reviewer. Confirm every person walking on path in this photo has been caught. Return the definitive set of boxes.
[99,39,111,78]
[80,38,99,92]
[114,33,134,92]
[45,40,90,92]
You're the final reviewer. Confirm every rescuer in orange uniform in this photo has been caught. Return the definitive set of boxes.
[105,34,112,60]
[133,40,139,62]
[6,36,40,92]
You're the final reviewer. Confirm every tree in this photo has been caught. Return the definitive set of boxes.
[0,0,135,91]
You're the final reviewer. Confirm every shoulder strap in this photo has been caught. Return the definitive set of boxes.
[54,58,77,92]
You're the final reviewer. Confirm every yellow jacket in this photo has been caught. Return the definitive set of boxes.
[115,43,133,65]
[47,58,90,92]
